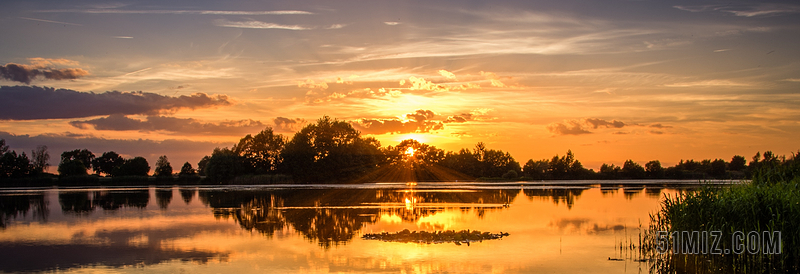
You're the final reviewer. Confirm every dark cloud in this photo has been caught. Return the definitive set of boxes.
[0,131,227,173]
[352,109,444,134]
[0,86,230,120]
[649,123,673,129]
[650,131,664,135]
[547,120,591,135]
[444,113,474,123]
[69,114,264,135]
[0,63,88,84]
[273,117,306,132]
[584,118,625,129]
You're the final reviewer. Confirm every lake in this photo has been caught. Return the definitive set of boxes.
[0,181,728,273]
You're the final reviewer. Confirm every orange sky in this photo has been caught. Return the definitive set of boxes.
[2,0,799,171]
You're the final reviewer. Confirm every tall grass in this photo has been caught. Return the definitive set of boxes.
[645,154,800,273]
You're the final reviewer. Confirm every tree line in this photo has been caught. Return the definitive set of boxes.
[0,115,792,183]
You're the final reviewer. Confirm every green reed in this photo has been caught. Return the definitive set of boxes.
[644,157,800,273]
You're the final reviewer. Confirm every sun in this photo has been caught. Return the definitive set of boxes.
[405,147,416,157]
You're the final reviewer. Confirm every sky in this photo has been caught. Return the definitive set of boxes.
[1,0,799,172]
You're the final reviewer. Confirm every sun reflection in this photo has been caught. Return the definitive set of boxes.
[404,197,417,210]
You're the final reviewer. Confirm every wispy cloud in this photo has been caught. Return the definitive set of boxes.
[213,19,311,30]
[18,17,82,26]
[383,22,400,26]
[664,80,751,88]
[36,9,313,15]
[674,4,800,17]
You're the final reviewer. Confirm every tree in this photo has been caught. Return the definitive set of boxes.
[622,160,645,179]
[179,162,196,176]
[58,149,95,176]
[115,157,150,176]
[197,156,210,176]
[154,155,173,177]
[280,116,381,182]
[0,139,8,155]
[92,151,125,176]
[729,155,746,171]
[205,148,246,183]
[58,159,87,176]
[710,159,727,177]
[523,159,549,179]
[30,145,49,174]
[1,151,32,178]
[600,163,622,179]
[645,160,664,178]
[233,127,286,174]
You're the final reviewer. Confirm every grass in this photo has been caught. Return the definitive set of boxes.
[644,156,800,273]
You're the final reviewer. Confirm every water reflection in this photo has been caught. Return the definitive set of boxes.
[0,183,712,273]
[198,188,520,247]
[0,192,47,228]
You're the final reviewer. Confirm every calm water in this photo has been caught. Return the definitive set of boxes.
[0,181,711,273]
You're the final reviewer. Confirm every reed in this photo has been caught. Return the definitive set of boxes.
[644,155,800,273]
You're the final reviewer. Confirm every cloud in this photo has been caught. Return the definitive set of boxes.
[547,118,629,136]
[665,80,750,87]
[438,70,457,80]
[69,115,265,136]
[298,79,329,90]
[352,110,444,134]
[37,9,313,15]
[480,71,507,87]
[547,120,592,136]
[0,86,230,120]
[673,4,800,17]
[1,63,89,84]
[384,22,400,26]
[649,123,673,129]
[650,131,664,135]
[326,24,346,29]
[444,113,473,123]
[213,19,311,30]
[584,118,625,129]
[273,117,307,132]
[403,76,449,91]
[18,17,82,26]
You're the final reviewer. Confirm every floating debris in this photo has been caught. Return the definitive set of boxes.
[361,229,509,245]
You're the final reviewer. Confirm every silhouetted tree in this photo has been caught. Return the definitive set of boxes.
[710,159,727,177]
[58,159,86,176]
[280,116,381,182]
[115,157,150,176]
[205,148,247,183]
[1,151,32,178]
[622,160,646,179]
[197,155,210,176]
[30,145,49,174]
[60,149,94,170]
[523,159,549,179]
[645,160,664,178]
[92,151,124,176]
[600,163,622,179]
[154,155,173,177]
[729,155,746,171]
[233,127,286,174]
[0,139,8,154]
[179,162,196,176]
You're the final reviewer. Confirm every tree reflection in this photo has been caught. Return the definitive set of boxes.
[59,191,94,215]
[198,188,518,248]
[156,188,173,209]
[0,192,47,228]
[522,188,586,209]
